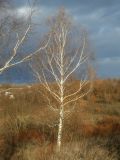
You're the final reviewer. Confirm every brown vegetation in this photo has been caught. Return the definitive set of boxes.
[0,79,120,159]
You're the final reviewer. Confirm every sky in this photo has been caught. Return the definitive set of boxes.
[0,0,120,83]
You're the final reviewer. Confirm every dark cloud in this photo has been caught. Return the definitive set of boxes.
[2,0,120,80]
[97,57,120,78]
[35,0,120,9]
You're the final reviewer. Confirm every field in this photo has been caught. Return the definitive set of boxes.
[0,79,120,160]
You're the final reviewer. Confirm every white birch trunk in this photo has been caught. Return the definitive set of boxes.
[57,105,64,152]
[57,42,64,151]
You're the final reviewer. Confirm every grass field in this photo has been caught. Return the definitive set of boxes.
[0,81,120,159]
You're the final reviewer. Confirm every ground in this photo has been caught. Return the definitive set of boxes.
[0,80,120,159]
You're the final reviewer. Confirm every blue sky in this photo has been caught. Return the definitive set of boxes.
[0,0,120,83]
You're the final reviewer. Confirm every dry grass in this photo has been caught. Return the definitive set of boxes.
[0,81,120,159]
[9,140,118,160]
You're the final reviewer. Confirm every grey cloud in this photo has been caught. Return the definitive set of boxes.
[98,57,120,65]
[36,0,120,9]
[97,57,120,77]
[9,0,120,78]
[14,0,120,13]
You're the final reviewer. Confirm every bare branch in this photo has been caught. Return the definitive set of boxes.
[31,8,94,151]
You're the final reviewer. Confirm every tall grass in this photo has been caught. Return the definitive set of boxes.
[0,82,119,159]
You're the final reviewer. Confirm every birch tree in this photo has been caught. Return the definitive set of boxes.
[0,0,50,75]
[31,9,93,151]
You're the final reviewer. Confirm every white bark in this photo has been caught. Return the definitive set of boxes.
[57,105,64,152]
[0,25,50,74]
[31,9,93,152]
[57,40,64,151]
[0,2,51,75]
